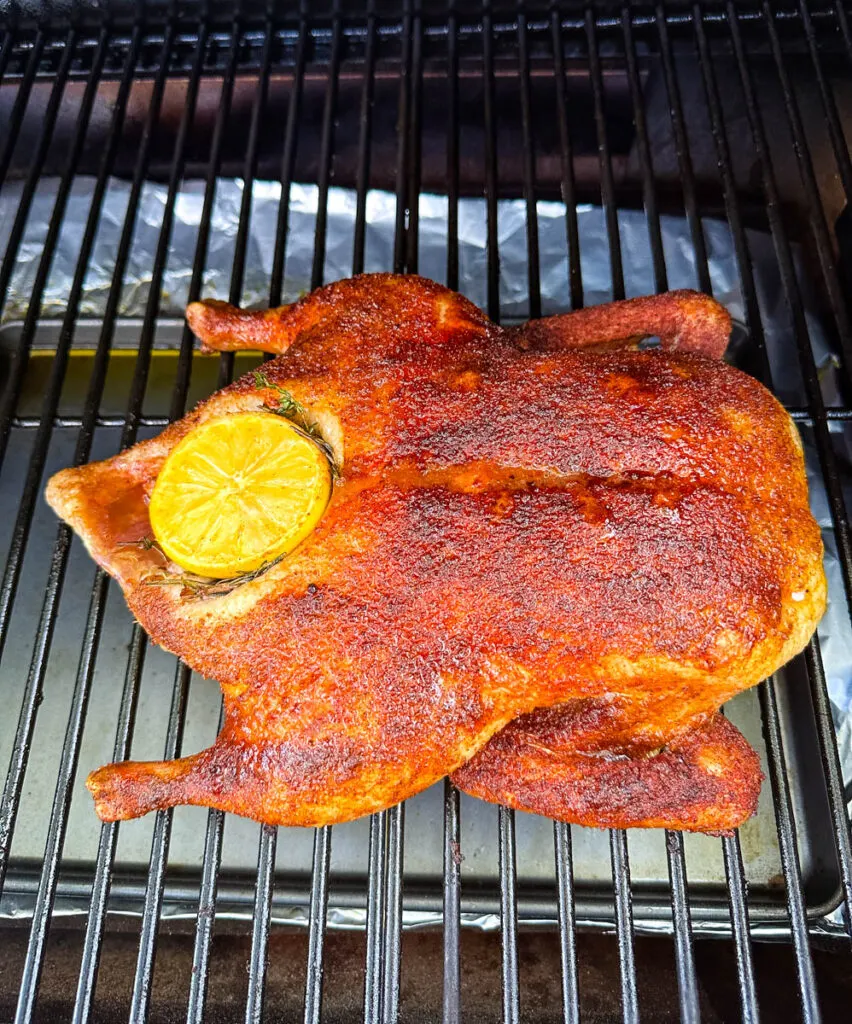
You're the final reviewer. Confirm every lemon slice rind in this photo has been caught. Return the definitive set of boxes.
[149,411,332,579]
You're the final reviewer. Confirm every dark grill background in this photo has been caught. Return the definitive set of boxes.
[1,2,852,1021]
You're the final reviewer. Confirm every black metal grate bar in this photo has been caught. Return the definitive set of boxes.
[187,782,225,1023]
[723,4,852,957]
[181,23,245,1024]
[621,9,666,295]
[690,13,791,1016]
[404,5,423,275]
[721,835,759,1022]
[498,19,549,1019]
[354,13,386,1021]
[210,22,282,1019]
[610,831,639,1022]
[550,8,582,312]
[0,28,43,234]
[619,19,702,1015]
[692,4,852,1012]
[727,0,852,592]
[688,49,761,1024]
[73,628,147,1024]
[365,811,389,1022]
[0,29,15,106]
[128,24,203,430]
[304,826,332,1024]
[799,1,852,205]
[759,679,821,1021]
[270,14,308,307]
[10,24,138,1019]
[763,1,852,389]
[445,3,460,292]
[586,8,624,302]
[114,19,210,1021]
[172,19,242,418]
[0,28,76,679]
[130,665,191,1021]
[0,26,100,896]
[13,566,108,1024]
[482,5,499,321]
[620,11,701,1018]
[691,1,769,380]
[442,781,462,1024]
[587,13,642,1018]
[311,5,343,296]
[219,14,272,391]
[376,25,421,1007]
[246,824,278,1023]
[498,806,520,1024]
[3,404,830,433]
[393,1,413,278]
[381,803,404,1024]
[517,10,541,320]
[802,637,852,936]
[692,10,828,1013]
[483,9,521,1020]
[442,12,462,1020]
[553,822,580,1024]
[664,833,700,1024]
[0,30,70,468]
[655,3,711,294]
[375,15,421,1016]
[69,20,178,1018]
[299,10,343,1018]
[352,3,377,277]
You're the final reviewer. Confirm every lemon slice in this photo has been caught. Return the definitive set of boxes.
[149,412,332,579]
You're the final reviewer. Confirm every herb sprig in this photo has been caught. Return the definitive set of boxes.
[252,370,339,478]
[144,554,286,600]
[118,536,161,551]
[120,536,285,600]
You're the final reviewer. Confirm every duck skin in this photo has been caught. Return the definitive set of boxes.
[45,274,825,832]
[452,700,763,833]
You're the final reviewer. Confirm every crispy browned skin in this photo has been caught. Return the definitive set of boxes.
[504,289,732,359]
[452,701,762,834]
[44,274,825,830]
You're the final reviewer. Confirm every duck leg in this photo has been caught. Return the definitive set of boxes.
[507,289,731,358]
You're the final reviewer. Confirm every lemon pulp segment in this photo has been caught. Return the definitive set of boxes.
[149,412,332,579]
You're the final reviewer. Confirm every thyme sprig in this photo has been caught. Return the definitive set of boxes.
[118,536,162,551]
[252,370,339,478]
[144,554,286,600]
[121,536,284,598]
[120,536,284,600]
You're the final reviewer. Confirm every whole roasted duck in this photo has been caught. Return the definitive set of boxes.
[46,274,825,834]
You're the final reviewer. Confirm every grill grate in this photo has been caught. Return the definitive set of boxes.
[1,2,852,1021]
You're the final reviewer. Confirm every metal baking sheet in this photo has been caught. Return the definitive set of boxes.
[0,318,845,935]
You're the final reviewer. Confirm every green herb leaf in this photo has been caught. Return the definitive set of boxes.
[252,370,340,478]
[117,536,163,552]
[143,554,286,601]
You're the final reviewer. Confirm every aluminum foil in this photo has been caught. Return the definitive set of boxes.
[3,177,851,934]
[2,176,844,404]
[1,893,845,941]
